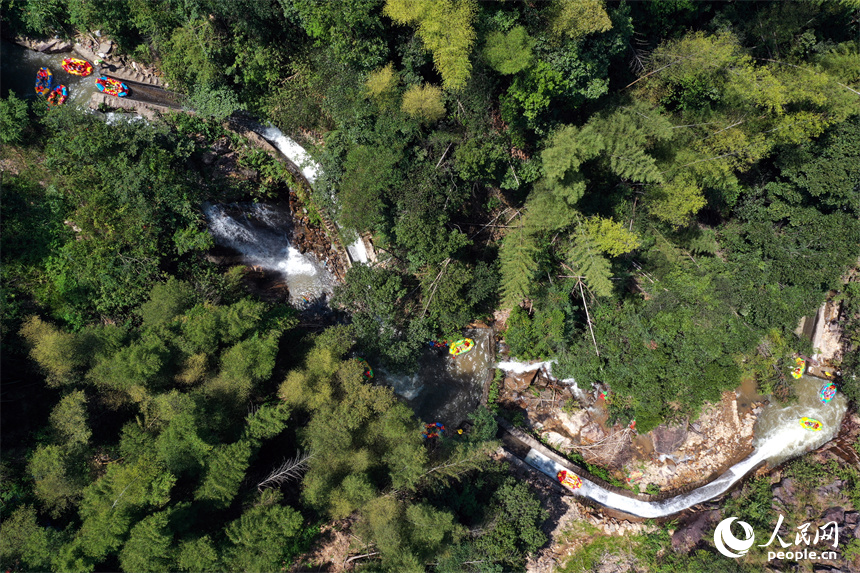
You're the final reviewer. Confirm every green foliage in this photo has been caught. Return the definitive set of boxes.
[244,402,292,443]
[28,444,87,518]
[401,84,446,122]
[20,316,87,386]
[223,504,304,572]
[365,62,400,98]
[548,0,613,40]
[567,231,614,299]
[0,92,28,145]
[357,497,464,570]
[185,84,245,120]
[0,505,56,571]
[467,406,498,443]
[484,26,533,75]
[333,266,428,370]
[384,0,477,91]
[722,476,776,531]
[119,511,174,573]
[139,278,197,328]
[289,0,388,69]
[50,390,91,446]
[474,477,548,569]
[340,144,401,231]
[505,305,564,360]
[177,536,222,573]
[195,440,252,509]
[499,225,539,307]
[29,108,207,322]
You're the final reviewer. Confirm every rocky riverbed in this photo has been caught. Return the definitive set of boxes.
[498,364,762,493]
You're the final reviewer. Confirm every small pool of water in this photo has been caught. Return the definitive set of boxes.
[1,41,101,108]
[379,329,493,427]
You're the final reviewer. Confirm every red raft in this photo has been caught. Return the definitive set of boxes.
[62,58,93,77]
[47,85,68,106]
[95,76,129,97]
[557,470,583,491]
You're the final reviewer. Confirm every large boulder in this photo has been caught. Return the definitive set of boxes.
[671,510,720,553]
[652,423,688,454]
[504,369,537,393]
[772,478,797,506]
[821,507,844,525]
[542,431,573,451]
[35,39,74,53]
[558,409,590,437]
[580,422,607,444]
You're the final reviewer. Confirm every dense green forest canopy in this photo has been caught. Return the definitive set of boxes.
[2,0,860,571]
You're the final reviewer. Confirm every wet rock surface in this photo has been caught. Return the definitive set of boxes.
[670,509,720,553]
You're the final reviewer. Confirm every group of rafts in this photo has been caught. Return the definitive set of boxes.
[554,357,840,492]
[34,58,129,106]
[795,357,839,432]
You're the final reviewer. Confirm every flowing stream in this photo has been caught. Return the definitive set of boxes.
[6,40,847,514]
[513,371,848,518]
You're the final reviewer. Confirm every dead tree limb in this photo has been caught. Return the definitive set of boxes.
[257,450,314,492]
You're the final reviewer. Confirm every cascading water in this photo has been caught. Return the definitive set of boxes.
[379,329,494,426]
[252,124,370,265]
[203,202,335,305]
[522,375,848,518]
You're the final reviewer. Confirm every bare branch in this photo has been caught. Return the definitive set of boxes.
[257,450,314,492]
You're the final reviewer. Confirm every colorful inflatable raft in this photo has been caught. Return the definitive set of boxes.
[422,422,445,439]
[96,76,129,97]
[557,470,583,491]
[357,358,374,380]
[35,67,52,95]
[819,382,837,403]
[791,357,806,379]
[799,417,823,431]
[449,338,475,356]
[46,85,68,106]
[62,58,93,77]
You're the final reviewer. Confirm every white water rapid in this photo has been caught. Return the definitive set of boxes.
[203,202,335,304]
[520,375,847,517]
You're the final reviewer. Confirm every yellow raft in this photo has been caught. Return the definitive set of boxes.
[791,357,806,379]
[449,338,475,356]
[799,417,823,431]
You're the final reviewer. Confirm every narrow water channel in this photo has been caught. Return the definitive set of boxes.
[524,375,848,518]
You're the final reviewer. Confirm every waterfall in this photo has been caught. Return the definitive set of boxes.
[203,203,335,304]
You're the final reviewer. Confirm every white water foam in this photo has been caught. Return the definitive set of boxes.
[496,359,584,398]
[256,125,320,183]
[496,359,557,374]
[278,246,317,276]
